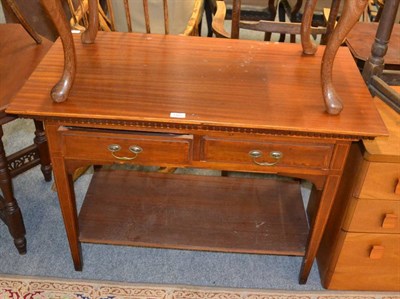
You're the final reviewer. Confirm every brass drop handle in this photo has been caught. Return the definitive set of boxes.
[108,144,143,161]
[249,150,283,166]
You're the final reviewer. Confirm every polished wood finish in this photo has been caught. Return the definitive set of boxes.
[317,99,400,291]
[346,23,400,69]
[80,169,308,255]
[0,24,52,254]
[7,31,386,284]
[212,0,369,115]
[6,33,386,137]
[39,0,204,103]
[362,0,400,112]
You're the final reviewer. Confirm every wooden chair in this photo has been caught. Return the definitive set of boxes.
[0,7,53,254]
[361,0,400,112]
[67,0,204,36]
[211,0,369,115]
[212,0,342,44]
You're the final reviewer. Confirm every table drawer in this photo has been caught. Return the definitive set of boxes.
[328,232,400,291]
[201,137,333,169]
[355,162,400,201]
[61,128,192,165]
[343,198,400,234]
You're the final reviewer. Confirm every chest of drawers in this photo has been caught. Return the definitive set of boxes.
[317,99,400,291]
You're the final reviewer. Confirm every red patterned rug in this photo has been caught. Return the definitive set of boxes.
[0,275,398,299]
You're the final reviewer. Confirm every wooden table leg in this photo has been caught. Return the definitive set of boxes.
[299,141,351,284]
[0,126,26,254]
[33,120,52,182]
[299,175,341,283]
[46,124,82,270]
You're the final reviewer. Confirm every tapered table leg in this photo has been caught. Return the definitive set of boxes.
[46,124,82,270]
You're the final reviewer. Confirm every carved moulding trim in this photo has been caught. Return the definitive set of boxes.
[39,116,372,141]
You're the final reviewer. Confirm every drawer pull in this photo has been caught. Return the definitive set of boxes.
[395,178,400,195]
[249,150,283,166]
[382,213,398,229]
[369,245,385,260]
[108,144,143,161]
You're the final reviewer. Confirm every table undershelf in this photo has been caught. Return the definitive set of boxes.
[78,169,309,256]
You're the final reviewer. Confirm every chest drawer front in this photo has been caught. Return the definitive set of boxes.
[355,162,400,201]
[343,198,400,234]
[201,137,333,169]
[61,129,192,165]
[329,232,400,291]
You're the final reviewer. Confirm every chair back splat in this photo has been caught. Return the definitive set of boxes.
[67,0,204,36]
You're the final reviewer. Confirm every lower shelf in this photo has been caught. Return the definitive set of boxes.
[79,169,309,256]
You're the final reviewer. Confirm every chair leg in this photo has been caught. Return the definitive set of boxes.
[0,126,26,254]
[33,120,52,182]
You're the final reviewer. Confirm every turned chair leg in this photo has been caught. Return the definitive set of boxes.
[0,126,26,254]
[33,120,52,182]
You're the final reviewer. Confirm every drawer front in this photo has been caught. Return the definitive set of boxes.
[355,162,400,201]
[343,198,400,234]
[328,232,400,291]
[201,137,333,169]
[61,129,192,165]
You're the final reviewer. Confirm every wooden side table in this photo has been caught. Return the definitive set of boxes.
[0,24,52,254]
[7,31,387,284]
[317,99,400,291]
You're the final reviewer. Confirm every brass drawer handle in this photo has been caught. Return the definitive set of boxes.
[108,144,143,161]
[249,150,283,166]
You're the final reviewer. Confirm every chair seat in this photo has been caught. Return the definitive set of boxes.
[0,24,53,111]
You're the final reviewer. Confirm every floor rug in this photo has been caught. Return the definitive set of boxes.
[0,275,398,299]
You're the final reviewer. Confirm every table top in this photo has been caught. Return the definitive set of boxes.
[0,24,52,111]
[346,22,400,66]
[7,31,387,139]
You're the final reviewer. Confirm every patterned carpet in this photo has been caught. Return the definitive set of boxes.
[0,275,399,299]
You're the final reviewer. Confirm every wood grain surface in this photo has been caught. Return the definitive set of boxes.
[6,31,387,138]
